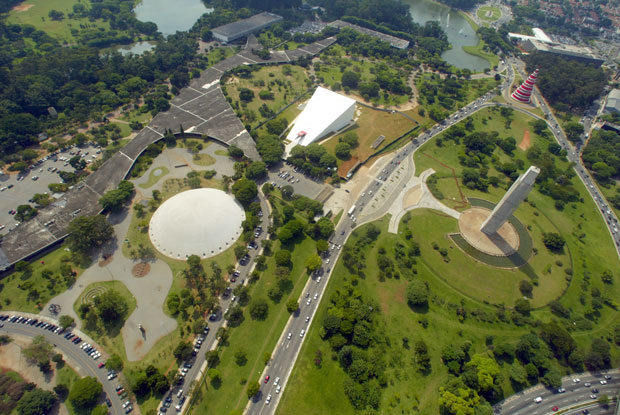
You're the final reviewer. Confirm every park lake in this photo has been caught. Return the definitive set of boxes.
[134,0,213,36]
[405,0,490,71]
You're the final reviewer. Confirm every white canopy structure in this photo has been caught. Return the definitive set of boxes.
[286,87,356,147]
[149,188,245,259]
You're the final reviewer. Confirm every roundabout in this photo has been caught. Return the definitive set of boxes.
[148,188,245,259]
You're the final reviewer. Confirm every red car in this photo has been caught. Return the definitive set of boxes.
[98,362,105,368]
[264,375,270,383]
[552,406,559,412]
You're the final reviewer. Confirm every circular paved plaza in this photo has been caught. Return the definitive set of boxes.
[149,188,245,259]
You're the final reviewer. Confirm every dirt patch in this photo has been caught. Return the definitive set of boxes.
[132,262,151,278]
[98,254,113,267]
[518,129,531,151]
[133,339,144,353]
[338,156,360,177]
[403,185,423,208]
[394,282,406,304]
[12,4,34,12]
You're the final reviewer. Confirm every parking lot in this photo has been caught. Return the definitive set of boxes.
[0,144,101,233]
[267,164,326,199]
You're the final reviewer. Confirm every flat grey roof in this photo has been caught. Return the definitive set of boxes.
[213,12,282,38]
[327,20,410,49]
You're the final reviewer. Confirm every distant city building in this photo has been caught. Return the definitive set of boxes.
[511,69,539,104]
[286,87,356,148]
[604,89,620,114]
[508,27,552,43]
[327,20,410,49]
[522,39,604,66]
[212,12,283,43]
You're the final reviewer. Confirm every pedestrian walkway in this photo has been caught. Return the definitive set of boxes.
[42,211,177,361]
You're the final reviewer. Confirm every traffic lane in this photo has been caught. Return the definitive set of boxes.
[248,232,346,414]
[170,196,271,412]
[2,323,123,415]
[498,374,619,414]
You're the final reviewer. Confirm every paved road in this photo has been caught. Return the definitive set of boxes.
[171,194,272,414]
[0,314,126,415]
[244,55,620,415]
[495,370,619,415]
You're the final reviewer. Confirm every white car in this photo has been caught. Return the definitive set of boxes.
[600,380,607,385]
[307,298,311,305]
[573,378,580,383]
[274,377,280,385]
[533,396,542,403]
[313,293,318,300]
[276,385,281,394]
[305,316,310,323]
[265,394,272,405]
[287,332,292,340]
[300,329,305,337]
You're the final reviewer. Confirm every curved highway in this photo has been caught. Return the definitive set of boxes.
[0,313,126,415]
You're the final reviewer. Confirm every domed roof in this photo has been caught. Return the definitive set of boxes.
[149,188,245,259]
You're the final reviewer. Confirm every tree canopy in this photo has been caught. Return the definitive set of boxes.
[16,389,56,415]
[69,377,102,410]
[93,289,129,324]
[67,215,114,254]
[232,179,258,206]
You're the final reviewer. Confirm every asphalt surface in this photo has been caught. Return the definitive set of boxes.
[495,370,619,415]
[245,56,620,415]
[0,314,126,415]
[168,194,271,414]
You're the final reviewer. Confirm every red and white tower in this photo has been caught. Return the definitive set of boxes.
[511,69,539,104]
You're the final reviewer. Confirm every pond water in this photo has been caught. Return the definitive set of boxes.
[134,0,213,36]
[108,41,156,56]
[403,0,490,71]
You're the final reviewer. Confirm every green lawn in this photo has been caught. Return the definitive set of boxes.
[226,64,310,130]
[278,104,620,415]
[137,166,170,189]
[8,0,110,43]
[111,122,133,138]
[477,5,502,21]
[0,248,85,313]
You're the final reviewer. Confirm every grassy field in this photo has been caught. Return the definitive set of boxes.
[278,103,620,415]
[477,5,502,21]
[226,64,310,130]
[315,45,411,108]
[137,166,170,189]
[462,41,501,69]
[321,106,417,175]
[8,0,110,43]
[0,248,84,313]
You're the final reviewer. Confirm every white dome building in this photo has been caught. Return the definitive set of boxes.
[149,188,245,259]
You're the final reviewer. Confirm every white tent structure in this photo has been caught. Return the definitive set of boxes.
[286,87,356,147]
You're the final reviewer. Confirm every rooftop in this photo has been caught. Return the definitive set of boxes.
[212,12,282,38]
[327,20,410,49]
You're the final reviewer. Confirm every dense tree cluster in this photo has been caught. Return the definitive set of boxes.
[0,17,199,159]
[66,215,115,255]
[99,180,134,212]
[288,143,337,178]
[69,376,102,410]
[524,52,607,111]
[133,365,169,397]
[93,289,129,324]
[582,129,620,185]
[320,283,384,410]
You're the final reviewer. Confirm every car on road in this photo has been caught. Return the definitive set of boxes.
[276,385,281,393]
[533,396,542,403]
[274,377,280,385]
[305,316,310,323]
[600,380,607,384]
[590,394,597,399]
[300,329,305,337]
[584,382,591,387]
[557,387,565,393]
[264,375,270,383]
[265,394,272,405]
[287,332,292,340]
[552,406,559,412]
[573,378,580,383]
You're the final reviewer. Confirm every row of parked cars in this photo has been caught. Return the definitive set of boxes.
[1,315,134,414]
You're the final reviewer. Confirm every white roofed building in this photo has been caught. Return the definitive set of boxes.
[286,87,356,148]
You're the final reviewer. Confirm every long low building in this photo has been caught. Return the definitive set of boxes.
[212,12,283,43]
[522,39,604,67]
[327,20,410,49]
